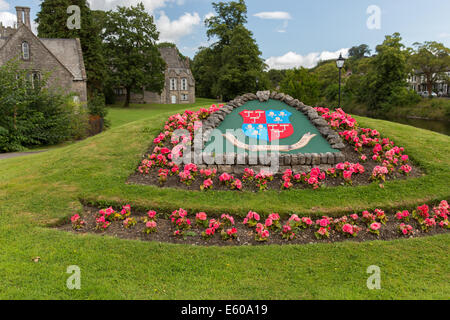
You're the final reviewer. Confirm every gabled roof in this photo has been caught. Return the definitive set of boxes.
[0,24,86,81]
[158,47,189,69]
[40,38,86,80]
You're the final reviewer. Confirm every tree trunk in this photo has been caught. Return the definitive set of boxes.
[426,73,433,96]
[124,87,131,108]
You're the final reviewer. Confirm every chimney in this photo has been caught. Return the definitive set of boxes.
[15,7,31,29]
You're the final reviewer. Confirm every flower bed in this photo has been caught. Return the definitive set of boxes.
[59,200,449,246]
[128,103,422,191]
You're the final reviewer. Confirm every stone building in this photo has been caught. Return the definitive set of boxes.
[0,7,88,102]
[407,69,450,96]
[114,46,196,104]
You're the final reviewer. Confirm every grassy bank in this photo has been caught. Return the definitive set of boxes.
[344,97,450,121]
[0,103,449,299]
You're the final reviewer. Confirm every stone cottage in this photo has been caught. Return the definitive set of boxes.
[114,46,196,104]
[0,7,88,102]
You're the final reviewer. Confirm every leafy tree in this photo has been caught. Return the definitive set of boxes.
[193,0,267,100]
[102,3,166,107]
[349,44,371,59]
[192,47,219,98]
[280,68,320,106]
[409,41,450,95]
[214,25,267,101]
[205,0,247,48]
[265,69,287,89]
[358,33,411,114]
[36,0,106,94]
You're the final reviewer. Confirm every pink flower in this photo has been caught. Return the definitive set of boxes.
[265,218,273,227]
[146,221,157,228]
[319,218,329,227]
[350,214,358,220]
[370,222,381,230]
[342,224,354,234]
[147,210,157,219]
[196,212,207,221]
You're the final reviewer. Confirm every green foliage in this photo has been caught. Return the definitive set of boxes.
[356,33,411,115]
[36,0,107,93]
[348,44,371,59]
[102,3,166,107]
[0,60,87,152]
[280,68,320,105]
[409,41,450,95]
[193,0,267,101]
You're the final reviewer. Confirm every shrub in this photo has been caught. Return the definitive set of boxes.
[0,60,88,152]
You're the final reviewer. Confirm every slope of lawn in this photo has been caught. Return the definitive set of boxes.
[0,103,449,299]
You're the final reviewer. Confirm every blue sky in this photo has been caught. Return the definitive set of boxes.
[1,0,449,69]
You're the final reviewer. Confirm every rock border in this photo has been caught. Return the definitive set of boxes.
[199,91,345,169]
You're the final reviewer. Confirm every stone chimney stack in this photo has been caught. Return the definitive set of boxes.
[16,7,31,29]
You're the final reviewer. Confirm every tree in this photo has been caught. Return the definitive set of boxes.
[280,68,320,106]
[205,0,247,48]
[214,25,267,101]
[409,41,450,95]
[102,3,166,107]
[349,44,371,59]
[193,0,267,100]
[192,47,218,98]
[36,0,106,94]
[359,33,411,114]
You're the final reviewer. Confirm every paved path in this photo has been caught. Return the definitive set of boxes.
[0,150,47,160]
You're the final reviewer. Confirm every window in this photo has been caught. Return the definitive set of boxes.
[181,94,188,101]
[181,78,188,91]
[22,42,29,60]
[170,78,177,91]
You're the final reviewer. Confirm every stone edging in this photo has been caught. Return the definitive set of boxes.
[197,91,346,168]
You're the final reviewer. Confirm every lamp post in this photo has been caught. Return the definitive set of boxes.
[336,53,345,108]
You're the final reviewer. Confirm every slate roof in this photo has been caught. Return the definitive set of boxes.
[40,38,86,80]
[158,47,189,70]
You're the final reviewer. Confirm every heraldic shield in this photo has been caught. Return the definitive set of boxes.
[239,109,294,142]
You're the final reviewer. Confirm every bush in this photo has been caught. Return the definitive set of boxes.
[0,60,88,152]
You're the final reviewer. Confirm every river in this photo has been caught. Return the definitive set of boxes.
[388,117,450,136]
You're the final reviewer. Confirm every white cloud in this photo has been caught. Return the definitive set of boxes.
[0,0,9,11]
[438,32,450,39]
[254,11,292,20]
[204,12,215,20]
[0,11,15,27]
[266,48,349,70]
[156,11,201,44]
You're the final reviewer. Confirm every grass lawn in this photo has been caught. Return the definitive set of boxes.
[0,101,449,299]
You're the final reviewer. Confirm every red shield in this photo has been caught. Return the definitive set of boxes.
[239,110,266,124]
[268,124,294,142]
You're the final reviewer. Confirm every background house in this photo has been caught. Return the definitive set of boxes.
[114,46,196,104]
[407,69,450,96]
[0,6,88,102]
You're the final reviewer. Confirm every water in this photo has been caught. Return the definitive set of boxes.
[388,117,450,136]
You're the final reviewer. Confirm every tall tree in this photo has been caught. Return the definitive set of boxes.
[36,0,106,94]
[102,3,165,107]
[193,0,266,101]
[349,44,371,59]
[359,33,411,113]
[409,41,450,95]
[280,68,320,106]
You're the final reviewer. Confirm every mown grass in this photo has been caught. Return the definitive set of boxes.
[0,102,449,299]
